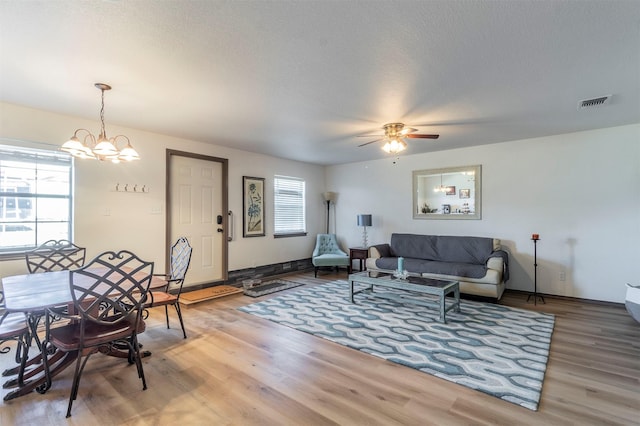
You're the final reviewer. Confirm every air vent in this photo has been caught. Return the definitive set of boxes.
[578,95,611,110]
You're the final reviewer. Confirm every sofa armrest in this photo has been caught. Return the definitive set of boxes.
[486,256,503,272]
[369,244,391,259]
[488,249,509,282]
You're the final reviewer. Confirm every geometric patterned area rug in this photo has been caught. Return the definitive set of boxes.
[238,281,555,411]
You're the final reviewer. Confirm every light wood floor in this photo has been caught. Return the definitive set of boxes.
[1,272,639,425]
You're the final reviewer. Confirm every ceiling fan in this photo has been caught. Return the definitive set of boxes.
[358,122,439,153]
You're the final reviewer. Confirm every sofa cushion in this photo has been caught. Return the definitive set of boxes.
[375,257,488,279]
[390,234,495,264]
[312,253,350,267]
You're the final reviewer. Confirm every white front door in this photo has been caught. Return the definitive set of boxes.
[168,152,228,287]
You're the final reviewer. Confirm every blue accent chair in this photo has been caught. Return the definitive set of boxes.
[312,234,351,277]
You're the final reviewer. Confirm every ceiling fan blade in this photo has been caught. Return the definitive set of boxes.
[358,138,383,147]
[400,127,418,135]
[406,134,440,139]
[357,134,384,137]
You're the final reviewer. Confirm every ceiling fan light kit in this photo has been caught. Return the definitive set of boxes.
[382,138,407,153]
[61,83,140,163]
[358,122,439,154]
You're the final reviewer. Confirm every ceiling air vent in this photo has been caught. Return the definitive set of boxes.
[578,95,611,110]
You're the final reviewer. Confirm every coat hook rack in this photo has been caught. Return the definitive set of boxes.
[114,183,149,193]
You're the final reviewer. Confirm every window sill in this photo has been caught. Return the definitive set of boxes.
[0,252,28,261]
[274,232,307,239]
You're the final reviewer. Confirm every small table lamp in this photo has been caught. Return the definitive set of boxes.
[357,214,372,247]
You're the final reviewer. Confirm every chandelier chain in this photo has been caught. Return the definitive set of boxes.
[100,88,106,136]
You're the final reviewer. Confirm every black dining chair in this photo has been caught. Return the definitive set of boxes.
[25,239,86,274]
[23,239,87,349]
[145,237,192,339]
[41,250,154,418]
[0,291,30,387]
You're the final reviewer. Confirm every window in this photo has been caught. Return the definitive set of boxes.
[0,145,73,254]
[274,175,306,237]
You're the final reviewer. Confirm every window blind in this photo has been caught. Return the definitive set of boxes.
[274,175,306,236]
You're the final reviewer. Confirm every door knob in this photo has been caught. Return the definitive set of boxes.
[217,228,224,233]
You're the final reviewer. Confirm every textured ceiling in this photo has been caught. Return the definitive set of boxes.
[1,0,639,165]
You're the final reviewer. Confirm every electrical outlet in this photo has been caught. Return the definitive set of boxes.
[559,271,566,281]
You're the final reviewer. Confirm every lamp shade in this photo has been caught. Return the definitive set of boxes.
[357,214,372,227]
[323,191,336,202]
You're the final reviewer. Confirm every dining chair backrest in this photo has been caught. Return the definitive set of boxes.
[25,239,86,274]
[70,250,154,325]
[167,237,192,292]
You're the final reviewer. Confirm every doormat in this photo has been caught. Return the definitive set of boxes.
[180,285,243,305]
[243,279,303,297]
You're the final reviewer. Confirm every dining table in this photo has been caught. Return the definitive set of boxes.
[1,268,167,401]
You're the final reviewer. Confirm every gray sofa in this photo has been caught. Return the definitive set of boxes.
[365,233,509,300]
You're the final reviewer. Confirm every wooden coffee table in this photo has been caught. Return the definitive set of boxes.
[348,271,460,323]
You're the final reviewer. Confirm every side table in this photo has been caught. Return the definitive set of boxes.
[349,247,369,272]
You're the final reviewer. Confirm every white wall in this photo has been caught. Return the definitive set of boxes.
[0,102,326,279]
[327,124,640,303]
[2,101,638,303]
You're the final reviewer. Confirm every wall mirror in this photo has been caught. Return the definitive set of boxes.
[413,165,482,220]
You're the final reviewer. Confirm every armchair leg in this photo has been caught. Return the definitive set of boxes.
[66,352,91,417]
[15,332,29,388]
[314,267,318,277]
[173,303,187,339]
[27,315,43,352]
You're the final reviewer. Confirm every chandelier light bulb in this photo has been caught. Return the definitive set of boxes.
[93,138,118,157]
[60,137,85,156]
[117,138,141,161]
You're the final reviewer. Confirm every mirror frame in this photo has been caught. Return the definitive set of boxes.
[412,164,482,220]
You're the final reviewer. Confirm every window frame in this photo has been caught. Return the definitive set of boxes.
[0,145,74,258]
[273,175,307,238]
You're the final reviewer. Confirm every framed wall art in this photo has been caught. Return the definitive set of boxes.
[459,188,470,199]
[243,176,265,237]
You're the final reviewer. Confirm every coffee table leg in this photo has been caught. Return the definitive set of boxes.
[350,279,354,303]
[440,293,446,323]
[455,286,460,312]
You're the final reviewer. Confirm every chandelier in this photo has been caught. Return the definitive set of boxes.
[61,83,140,162]
[434,174,446,192]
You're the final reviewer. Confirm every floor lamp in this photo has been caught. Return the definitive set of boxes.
[527,233,545,305]
[323,192,336,233]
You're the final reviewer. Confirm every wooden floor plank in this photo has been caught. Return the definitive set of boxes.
[1,271,639,424]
